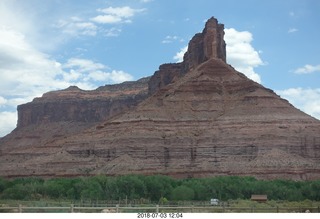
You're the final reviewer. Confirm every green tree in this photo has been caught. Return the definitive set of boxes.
[116,175,147,200]
[171,185,195,201]
[42,178,74,199]
[145,175,174,201]
[1,184,33,200]
[0,177,7,193]
[310,181,320,201]
[80,179,104,201]
[182,179,207,200]
[66,178,87,200]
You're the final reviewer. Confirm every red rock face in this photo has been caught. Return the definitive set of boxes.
[0,17,320,180]
[17,77,150,128]
[148,63,183,95]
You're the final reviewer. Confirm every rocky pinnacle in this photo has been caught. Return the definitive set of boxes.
[182,16,226,71]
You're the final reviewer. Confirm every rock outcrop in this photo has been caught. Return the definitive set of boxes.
[17,77,150,128]
[182,17,226,71]
[0,77,150,157]
[0,17,320,180]
[148,17,226,95]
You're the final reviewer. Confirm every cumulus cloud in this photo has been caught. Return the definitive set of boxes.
[91,6,146,24]
[277,88,320,119]
[0,96,7,106]
[54,6,146,38]
[224,28,264,83]
[62,58,133,84]
[89,70,134,84]
[0,111,17,137]
[0,1,35,40]
[294,64,320,74]
[0,27,66,98]
[91,15,122,24]
[63,58,106,72]
[173,46,188,62]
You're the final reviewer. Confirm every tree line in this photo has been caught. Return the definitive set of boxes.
[0,175,320,202]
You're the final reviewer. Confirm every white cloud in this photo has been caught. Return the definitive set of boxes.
[63,58,106,72]
[55,18,97,37]
[0,27,65,97]
[104,27,122,37]
[0,111,17,137]
[63,58,134,84]
[294,64,320,74]
[52,6,145,38]
[91,6,146,24]
[88,70,134,83]
[54,6,147,39]
[162,35,184,44]
[106,70,134,83]
[91,15,122,24]
[0,96,8,106]
[277,88,320,120]
[224,28,264,83]
[0,1,35,40]
[173,46,188,62]
[98,7,145,18]
[288,28,298,33]
[62,69,81,82]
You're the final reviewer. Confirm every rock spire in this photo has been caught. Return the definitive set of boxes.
[148,17,227,95]
[182,16,226,71]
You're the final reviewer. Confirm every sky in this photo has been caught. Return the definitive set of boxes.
[0,0,320,137]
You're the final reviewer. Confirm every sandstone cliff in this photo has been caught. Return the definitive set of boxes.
[17,77,150,127]
[1,17,320,180]
[0,77,149,157]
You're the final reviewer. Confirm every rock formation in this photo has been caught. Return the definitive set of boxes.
[17,77,150,127]
[0,77,149,157]
[1,17,320,180]
[182,17,226,71]
[148,17,226,95]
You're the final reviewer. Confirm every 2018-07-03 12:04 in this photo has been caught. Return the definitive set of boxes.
[137,213,183,218]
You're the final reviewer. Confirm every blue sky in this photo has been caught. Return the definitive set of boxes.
[0,0,320,137]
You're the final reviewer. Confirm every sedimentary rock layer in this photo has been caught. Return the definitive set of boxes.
[17,77,150,128]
